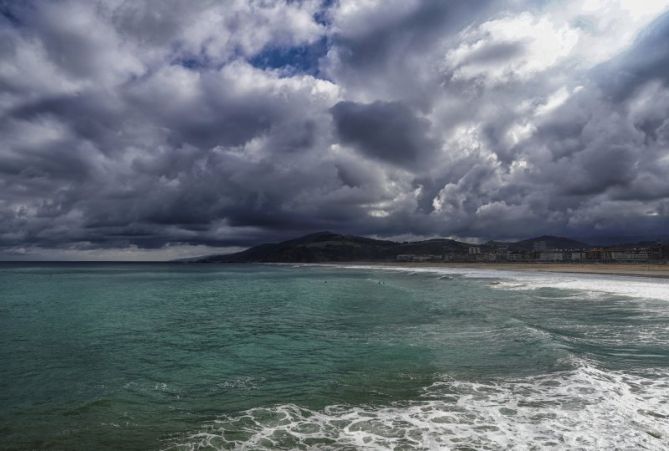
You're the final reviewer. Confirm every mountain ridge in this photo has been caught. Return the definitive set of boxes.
[187,232,596,263]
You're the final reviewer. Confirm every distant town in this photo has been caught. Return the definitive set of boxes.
[397,240,669,263]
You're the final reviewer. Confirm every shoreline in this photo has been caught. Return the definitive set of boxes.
[335,262,669,279]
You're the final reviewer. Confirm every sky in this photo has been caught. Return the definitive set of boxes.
[1,0,669,260]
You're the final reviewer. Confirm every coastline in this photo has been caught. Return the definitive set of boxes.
[342,262,669,279]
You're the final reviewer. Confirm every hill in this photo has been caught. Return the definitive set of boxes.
[193,232,398,263]
[509,235,590,251]
[189,232,591,263]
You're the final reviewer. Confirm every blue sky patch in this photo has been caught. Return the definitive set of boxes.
[250,37,329,76]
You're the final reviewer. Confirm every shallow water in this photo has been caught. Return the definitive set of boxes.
[1,263,668,450]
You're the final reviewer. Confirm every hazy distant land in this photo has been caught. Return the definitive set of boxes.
[187,232,669,279]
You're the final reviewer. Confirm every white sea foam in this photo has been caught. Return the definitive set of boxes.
[165,360,669,450]
[327,264,669,301]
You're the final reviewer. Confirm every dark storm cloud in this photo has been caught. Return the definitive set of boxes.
[9,92,126,155]
[517,10,669,205]
[333,0,492,70]
[1,0,669,259]
[331,100,437,168]
[325,0,497,108]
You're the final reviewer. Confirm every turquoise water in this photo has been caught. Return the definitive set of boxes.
[1,263,668,450]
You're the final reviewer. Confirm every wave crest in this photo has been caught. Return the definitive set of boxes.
[164,361,669,450]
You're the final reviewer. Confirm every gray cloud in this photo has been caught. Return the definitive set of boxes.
[598,11,669,99]
[1,0,669,259]
[332,0,491,69]
[331,100,437,168]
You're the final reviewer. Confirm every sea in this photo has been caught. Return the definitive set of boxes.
[1,262,669,450]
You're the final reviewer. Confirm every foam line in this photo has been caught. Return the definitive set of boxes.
[166,360,669,450]
[325,264,669,301]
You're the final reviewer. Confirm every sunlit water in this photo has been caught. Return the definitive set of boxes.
[1,263,668,450]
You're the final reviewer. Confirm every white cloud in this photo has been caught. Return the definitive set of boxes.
[445,12,579,84]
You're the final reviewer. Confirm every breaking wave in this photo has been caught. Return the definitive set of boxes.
[165,359,669,450]
[328,264,669,302]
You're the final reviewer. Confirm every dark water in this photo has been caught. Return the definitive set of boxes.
[1,263,668,450]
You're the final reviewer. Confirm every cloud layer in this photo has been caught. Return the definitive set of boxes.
[1,0,669,259]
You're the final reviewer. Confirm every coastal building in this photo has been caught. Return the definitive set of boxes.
[609,249,650,262]
[506,250,530,261]
[569,251,586,262]
[475,253,498,262]
[395,243,667,264]
[586,248,605,261]
[538,251,565,262]
[491,244,509,256]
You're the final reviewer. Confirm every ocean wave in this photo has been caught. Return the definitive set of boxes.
[326,264,669,302]
[164,360,669,450]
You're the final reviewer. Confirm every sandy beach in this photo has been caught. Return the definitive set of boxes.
[365,262,669,279]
